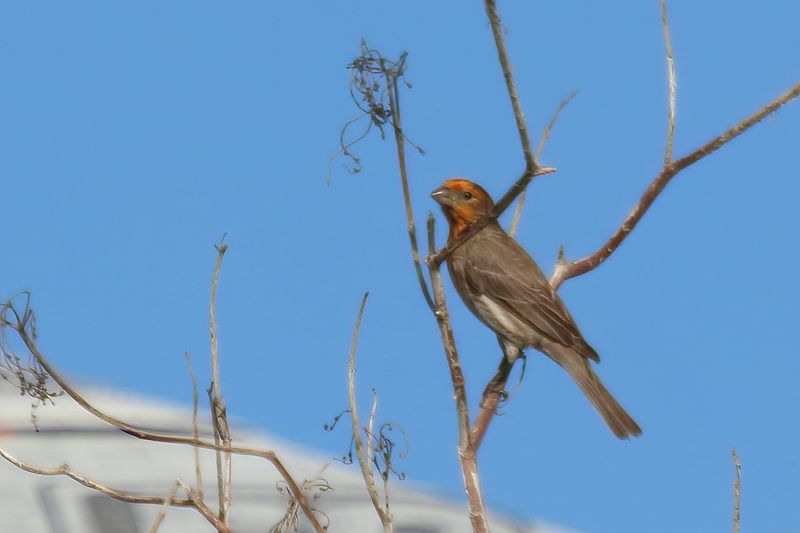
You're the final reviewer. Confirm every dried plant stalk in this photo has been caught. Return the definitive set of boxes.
[1,294,324,533]
[347,293,393,532]
[732,449,741,533]
[184,351,204,499]
[149,480,182,533]
[208,238,232,524]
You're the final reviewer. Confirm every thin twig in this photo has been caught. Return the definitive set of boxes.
[184,351,204,499]
[549,81,800,290]
[484,0,537,171]
[270,471,332,533]
[210,237,227,399]
[177,479,232,533]
[209,237,232,524]
[0,447,192,507]
[366,390,378,486]
[427,215,489,533]
[149,480,181,533]
[732,449,741,533]
[348,293,392,531]
[368,391,393,526]
[661,0,677,165]
[0,448,231,533]
[1,296,325,533]
[509,91,578,238]
[386,70,436,313]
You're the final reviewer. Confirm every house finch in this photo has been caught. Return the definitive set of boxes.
[431,178,641,439]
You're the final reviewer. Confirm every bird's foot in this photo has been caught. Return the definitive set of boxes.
[480,381,509,412]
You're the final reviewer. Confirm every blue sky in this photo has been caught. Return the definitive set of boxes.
[2,1,798,532]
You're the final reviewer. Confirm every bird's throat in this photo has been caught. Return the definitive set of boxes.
[447,218,472,241]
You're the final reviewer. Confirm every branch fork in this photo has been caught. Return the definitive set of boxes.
[347,2,798,533]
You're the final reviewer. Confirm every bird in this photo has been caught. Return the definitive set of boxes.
[431,178,641,439]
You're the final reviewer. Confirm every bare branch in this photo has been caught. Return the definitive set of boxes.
[484,0,536,171]
[469,380,508,451]
[348,293,392,531]
[0,448,231,533]
[535,92,578,163]
[510,91,578,238]
[732,449,741,533]
[210,237,227,398]
[0,291,63,420]
[0,447,190,507]
[184,351,204,499]
[673,82,800,171]
[341,43,435,313]
[0,294,325,533]
[366,390,378,488]
[550,81,800,290]
[661,0,677,164]
[177,479,232,533]
[208,236,233,525]
[386,75,436,314]
[149,480,181,533]
[429,0,568,267]
[426,215,489,533]
[469,404,501,452]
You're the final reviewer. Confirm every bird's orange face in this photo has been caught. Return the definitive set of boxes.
[431,179,495,238]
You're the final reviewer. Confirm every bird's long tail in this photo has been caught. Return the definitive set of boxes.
[558,349,642,439]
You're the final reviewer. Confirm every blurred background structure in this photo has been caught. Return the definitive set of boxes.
[0,385,573,533]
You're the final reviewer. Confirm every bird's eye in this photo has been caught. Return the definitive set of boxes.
[463,191,473,200]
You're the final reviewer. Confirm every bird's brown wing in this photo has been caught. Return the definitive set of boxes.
[458,224,599,361]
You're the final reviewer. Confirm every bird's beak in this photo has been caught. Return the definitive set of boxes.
[430,186,454,207]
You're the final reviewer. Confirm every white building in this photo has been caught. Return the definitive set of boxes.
[0,385,575,533]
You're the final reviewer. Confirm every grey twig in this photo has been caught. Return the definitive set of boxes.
[661,0,677,165]
[484,0,537,171]
[208,236,232,525]
[342,42,435,313]
[0,449,230,533]
[732,449,741,533]
[386,72,436,314]
[184,351,204,499]
[149,480,182,533]
[176,479,231,533]
[348,293,392,532]
[510,91,578,238]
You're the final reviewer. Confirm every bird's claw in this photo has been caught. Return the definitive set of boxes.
[480,381,509,412]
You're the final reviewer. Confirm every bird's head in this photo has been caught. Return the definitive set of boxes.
[431,179,494,236]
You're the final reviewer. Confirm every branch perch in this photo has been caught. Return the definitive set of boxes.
[427,215,489,533]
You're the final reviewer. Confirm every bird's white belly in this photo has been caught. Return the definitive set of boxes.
[474,295,544,351]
